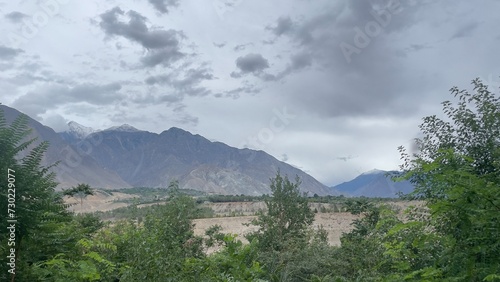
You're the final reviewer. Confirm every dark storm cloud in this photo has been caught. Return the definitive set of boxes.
[12,82,123,116]
[264,1,431,118]
[99,7,184,67]
[147,0,179,14]
[451,21,479,40]
[0,45,23,60]
[4,11,28,23]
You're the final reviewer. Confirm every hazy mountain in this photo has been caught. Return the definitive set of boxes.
[332,169,414,198]
[0,105,131,189]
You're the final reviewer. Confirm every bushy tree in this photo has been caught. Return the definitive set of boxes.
[97,181,204,281]
[246,171,320,281]
[0,110,72,281]
[183,234,265,281]
[398,78,500,280]
[247,171,314,252]
[63,183,95,208]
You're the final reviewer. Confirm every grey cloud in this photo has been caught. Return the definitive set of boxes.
[273,52,313,80]
[0,45,23,60]
[159,94,182,103]
[233,43,253,51]
[145,66,214,97]
[148,0,179,14]
[235,53,269,73]
[213,42,226,48]
[216,84,261,99]
[174,113,198,126]
[7,73,53,85]
[12,82,123,117]
[100,8,182,49]
[405,43,430,53]
[99,7,184,67]
[4,11,28,23]
[230,53,281,81]
[267,16,294,37]
[451,21,479,39]
[260,73,278,81]
[0,62,13,71]
[42,114,69,132]
[130,91,182,104]
[290,52,313,69]
[128,86,183,105]
[262,1,434,118]
[140,47,184,67]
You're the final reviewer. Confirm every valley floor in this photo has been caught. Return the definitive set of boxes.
[193,212,359,247]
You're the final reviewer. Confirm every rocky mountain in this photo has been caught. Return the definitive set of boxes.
[1,105,333,195]
[0,105,131,189]
[59,121,97,144]
[65,126,334,196]
[331,169,414,198]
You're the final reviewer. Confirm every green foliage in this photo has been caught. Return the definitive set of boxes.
[32,238,120,282]
[63,183,95,207]
[183,234,265,281]
[1,77,498,281]
[397,78,500,280]
[205,194,266,203]
[247,171,314,252]
[244,171,339,281]
[0,110,72,281]
[90,181,205,281]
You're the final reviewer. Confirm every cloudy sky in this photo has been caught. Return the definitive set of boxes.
[1,0,499,186]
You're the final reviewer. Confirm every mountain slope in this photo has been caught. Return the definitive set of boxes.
[332,169,414,197]
[2,105,333,195]
[68,126,333,195]
[0,105,131,189]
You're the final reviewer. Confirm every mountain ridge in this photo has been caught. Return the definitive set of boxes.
[1,105,334,196]
[0,105,132,189]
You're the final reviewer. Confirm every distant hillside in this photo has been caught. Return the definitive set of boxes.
[331,169,414,198]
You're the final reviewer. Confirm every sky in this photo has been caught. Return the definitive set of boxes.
[1,0,499,186]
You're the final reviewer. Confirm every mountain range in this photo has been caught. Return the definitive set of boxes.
[331,169,414,198]
[1,105,413,197]
[1,105,333,196]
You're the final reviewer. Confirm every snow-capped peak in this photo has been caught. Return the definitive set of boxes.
[104,124,141,132]
[67,121,96,139]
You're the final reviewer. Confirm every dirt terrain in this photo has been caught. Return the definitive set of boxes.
[64,190,138,213]
[65,190,421,247]
[193,212,360,246]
